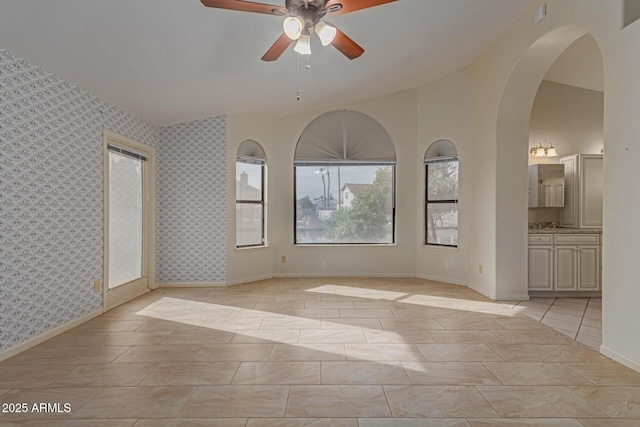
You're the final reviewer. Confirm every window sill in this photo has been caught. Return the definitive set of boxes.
[421,245,459,253]
[292,244,397,248]
[235,245,269,252]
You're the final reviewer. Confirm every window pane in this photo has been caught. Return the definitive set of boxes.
[109,152,143,288]
[236,163,262,201]
[236,203,263,246]
[426,203,458,246]
[427,161,458,201]
[295,165,394,244]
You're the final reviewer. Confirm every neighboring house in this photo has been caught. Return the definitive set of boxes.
[341,183,371,209]
[236,172,261,220]
[313,196,337,221]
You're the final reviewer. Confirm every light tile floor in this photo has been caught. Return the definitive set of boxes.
[512,297,602,349]
[0,278,635,426]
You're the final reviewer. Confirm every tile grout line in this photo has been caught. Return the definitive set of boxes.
[576,297,600,341]
[540,297,558,321]
[473,385,502,418]
[283,384,291,419]
[544,297,581,340]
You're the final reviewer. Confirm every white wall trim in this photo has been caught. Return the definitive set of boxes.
[496,293,531,301]
[0,309,103,363]
[416,274,467,286]
[226,274,274,286]
[601,345,640,373]
[273,273,415,279]
[156,282,228,288]
[467,281,495,300]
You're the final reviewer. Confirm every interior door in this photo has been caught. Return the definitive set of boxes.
[104,132,153,310]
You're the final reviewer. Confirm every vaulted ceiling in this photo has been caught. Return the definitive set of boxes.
[0,0,534,126]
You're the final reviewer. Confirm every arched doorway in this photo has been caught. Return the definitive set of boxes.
[493,26,605,307]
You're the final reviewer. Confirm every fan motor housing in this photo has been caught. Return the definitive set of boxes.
[285,0,330,25]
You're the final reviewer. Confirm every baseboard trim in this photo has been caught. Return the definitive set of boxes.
[600,345,640,373]
[530,291,601,298]
[495,293,531,301]
[225,274,274,286]
[156,282,228,288]
[273,273,415,279]
[415,274,467,286]
[467,282,495,300]
[0,308,104,363]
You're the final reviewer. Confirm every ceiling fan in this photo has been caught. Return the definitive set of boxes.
[200,0,397,61]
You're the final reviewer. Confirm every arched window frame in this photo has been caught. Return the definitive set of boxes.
[294,110,397,245]
[236,140,266,248]
[425,140,459,247]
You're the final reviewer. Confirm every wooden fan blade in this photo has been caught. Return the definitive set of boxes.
[331,28,364,60]
[326,0,397,15]
[262,33,294,61]
[201,0,287,15]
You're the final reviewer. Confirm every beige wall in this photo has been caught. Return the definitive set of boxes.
[270,89,418,278]
[226,0,640,370]
[544,34,604,92]
[227,89,420,280]
[226,115,274,285]
[529,80,604,165]
[416,69,472,285]
[467,0,640,368]
[528,80,604,224]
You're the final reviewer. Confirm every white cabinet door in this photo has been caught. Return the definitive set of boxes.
[560,155,578,228]
[560,154,603,229]
[577,246,600,290]
[580,156,604,228]
[555,247,578,290]
[528,246,554,290]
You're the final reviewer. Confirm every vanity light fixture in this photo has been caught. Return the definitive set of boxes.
[530,143,558,157]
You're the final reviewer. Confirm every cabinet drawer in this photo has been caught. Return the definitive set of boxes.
[554,234,600,245]
[528,234,553,244]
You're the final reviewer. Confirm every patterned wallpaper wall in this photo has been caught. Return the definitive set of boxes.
[156,117,227,283]
[0,47,228,352]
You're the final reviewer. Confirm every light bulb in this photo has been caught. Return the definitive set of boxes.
[315,21,337,46]
[283,16,304,40]
[545,144,557,157]
[294,34,311,55]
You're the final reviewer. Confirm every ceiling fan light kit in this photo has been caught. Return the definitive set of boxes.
[200,0,398,61]
[294,33,312,55]
[283,16,304,40]
[315,21,337,46]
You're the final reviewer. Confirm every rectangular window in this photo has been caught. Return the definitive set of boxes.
[236,161,264,247]
[425,159,458,247]
[295,165,395,244]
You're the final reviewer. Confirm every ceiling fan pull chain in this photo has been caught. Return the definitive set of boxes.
[296,52,302,101]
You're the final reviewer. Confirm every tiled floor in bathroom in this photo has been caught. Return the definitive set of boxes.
[512,297,602,349]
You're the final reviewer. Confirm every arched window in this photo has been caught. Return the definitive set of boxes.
[236,140,266,248]
[425,140,459,247]
[294,110,396,244]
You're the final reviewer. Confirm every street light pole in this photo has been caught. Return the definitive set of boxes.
[315,168,327,209]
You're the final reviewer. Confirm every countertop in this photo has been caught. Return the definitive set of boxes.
[528,228,602,234]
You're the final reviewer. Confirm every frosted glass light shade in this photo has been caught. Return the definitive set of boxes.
[545,145,557,157]
[294,34,311,55]
[315,21,337,46]
[283,16,304,40]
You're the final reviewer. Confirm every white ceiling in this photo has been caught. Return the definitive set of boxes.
[0,0,534,126]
